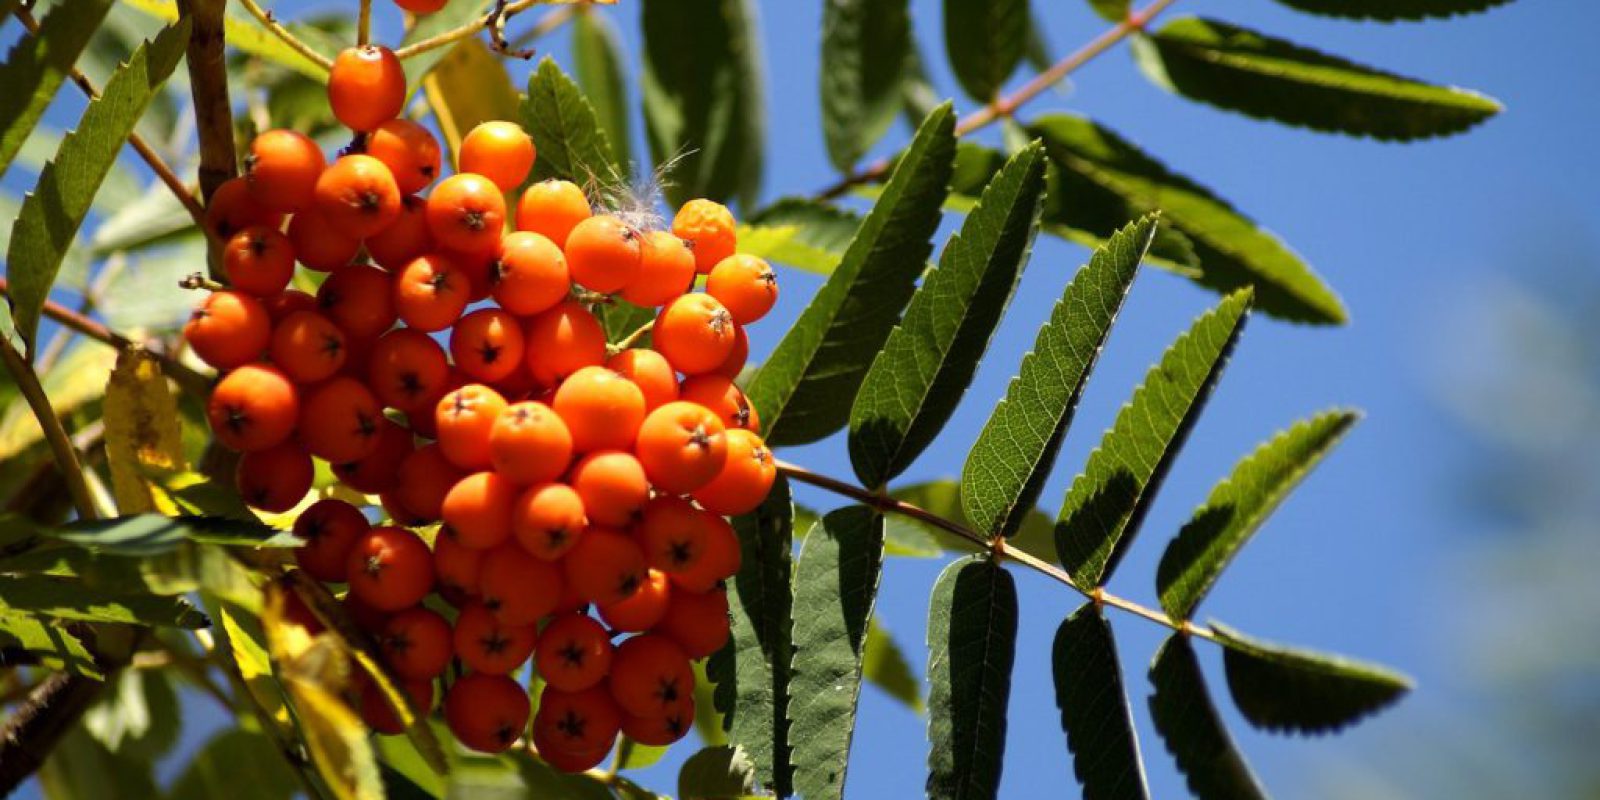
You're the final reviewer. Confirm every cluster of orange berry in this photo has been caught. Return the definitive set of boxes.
[186,39,778,770]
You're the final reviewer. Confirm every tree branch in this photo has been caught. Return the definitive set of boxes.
[175,0,238,205]
[0,674,104,793]
[0,337,98,522]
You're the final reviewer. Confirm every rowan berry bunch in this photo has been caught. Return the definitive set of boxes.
[188,37,779,771]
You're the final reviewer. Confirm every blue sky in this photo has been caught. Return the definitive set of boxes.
[11,0,1596,796]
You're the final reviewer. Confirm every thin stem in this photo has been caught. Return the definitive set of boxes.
[608,320,654,354]
[357,0,373,45]
[816,0,1182,201]
[509,4,577,50]
[393,0,548,60]
[236,0,335,72]
[0,338,98,521]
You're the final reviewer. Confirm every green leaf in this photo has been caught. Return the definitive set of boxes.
[1267,0,1514,21]
[615,737,669,772]
[0,0,113,181]
[786,506,885,800]
[0,609,101,677]
[820,0,910,170]
[708,475,796,796]
[424,38,522,168]
[0,574,209,628]
[960,215,1156,540]
[83,669,179,759]
[47,513,296,555]
[5,17,190,355]
[1056,288,1254,588]
[678,745,758,800]
[1211,621,1413,734]
[849,141,1047,487]
[863,616,921,712]
[523,56,620,188]
[1030,113,1346,324]
[747,103,956,446]
[1053,604,1149,800]
[641,0,765,208]
[168,729,299,800]
[1157,410,1360,620]
[38,724,160,800]
[925,556,1017,800]
[1148,635,1267,800]
[599,299,657,345]
[740,197,860,276]
[571,8,632,172]
[888,480,1056,562]
[1086,0,1131,22]
[900,41,941,129]
[399,0,490,90]
[1135,17,1502,141]
[942,0,1026,101]
[121,0,329,83]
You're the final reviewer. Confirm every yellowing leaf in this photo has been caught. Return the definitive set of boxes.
[220,606,290,727]
[422,38,521,168]
[120,0,329,82]
[0,339,116,457]
[104,347,186,514]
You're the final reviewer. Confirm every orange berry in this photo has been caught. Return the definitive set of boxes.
[393,253,470,333]
[515,179,591,248]
[435,384,508,470]
[433,528,484,600]
[393,0,447,13]
[511,482,586,560]
[692,428,775,516]
[636,496,713,576]
[564,215,641,294]
[678,374,759,433]
[535,684,620,755]
[426,173,505,256]
[712,323,749,379]
[328,45,405,132]
[460,121,535,192]
[346,526,435,612]
[382,606,453,680]
[441,471,518,550]
[671,512,740,593]
[452,603,535,675]
[491,231,568,315]
[208,364,299,452]
[620,231,696,307]
[551,365,646,453]
[365,119,441,195]
[269,309,347,384]
[706,254,777,324]
[478,541,564,625]
[299,376,384,463]
[562,526,646,606]
[314,154,402,239]
[657,585,730,659]
[620,696,694,747]
[596,568,671,633]
[317,262,397,339]
[292,498,370,582]
[263,289,318,323]
[532,727,611,772]
[608,634,693,718]
[366,195,435,270]
[445,672,530,753]
[360,677,434,736]
[523,299,606,386]
[652,294,736,375]
[568,451,649,527]
[489,402,573,486]
[185,290,270,370]
[633,401,728,495]
[344,587,394,633]
[287,210,361,272]
[245,129,325,212]
[332,416,413,494]
[235,441,313,512]
[222,225,295,297]
[451,308,526,383]
[393,443,464,522]
[368,328,450,413]
[605,348,678,411]
[205,177,284,241]
[672,199,736,274]
[534,613,612,692]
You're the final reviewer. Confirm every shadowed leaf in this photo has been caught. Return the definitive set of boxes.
[943,0,1026,101]
[926,556,1017,800]
[1212,621,1413,734]
[821,0,910,170]
[571,8,632,172]
[0,0,113,181]
[1054,604,1148,800]
[1269,0,1514,23]
[1148,635,1266,800]
[424,38,520,166]
[0,610,101,678]
[864,616,922,711]
[0,574,208,628]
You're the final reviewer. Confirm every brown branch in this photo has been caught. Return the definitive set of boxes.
[0,337,98,521]
[0,674,104,793]
[236,0,335,72]
[393,0,559,60]
[175,0,237,204]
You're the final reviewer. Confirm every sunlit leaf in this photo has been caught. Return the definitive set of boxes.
[103,347,187,514]
[82,668,179,759]
[121,0,328,81]
[0,574,209,628]
[523,56,619,188]
[0,0,113,181]
[399,0,490,90]
[0,609,101,677]
[678,745,758,799]
[740,198,859,276]
[423,38,520,168]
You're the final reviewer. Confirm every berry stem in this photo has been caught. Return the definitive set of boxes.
[392,0,554,61]
[815,0,1183,202]
[357,0,373,46]
[772,459,1219,644]
[608,320,655,354]
[0,336,99,521]
[236,0,336,72]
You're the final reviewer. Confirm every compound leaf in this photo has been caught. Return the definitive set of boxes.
[926,556,1017,800]
[1212,622,1413,734]
[1054,604,1148,800]
[1148,635,1267,800]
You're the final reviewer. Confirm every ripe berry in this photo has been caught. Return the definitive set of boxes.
[633,401,729,495]
[478,542,563,626]
[269,310,347,384]
[452,603,536,675]
[346,526,435,612]
[712,323,749,379]
[460,121,535,192]
[706,254,777,324]
[365,119,442,195]
[222,226,295,297]
[636,496,712,576]
[515,179,591,248]
[678,374,760,433]
[343,587,393,632]
[451,309,526,383]
[205,177,284,241]
[671,199,736,274]
[287,210,362,272]
[435,384,508,470]
[208,364,299,452]
[562,526,646,606]
[568,451,649,527]
[298,376,384,463]
[608,634,693,718]
[596,568,671,633]
[533,726,611,772]
[523,299,606,386]
[605,348,678,411]
[328,45,405,132]
[382,606,453,680]
[368,328,450,413]
[441,471,518,550]
[620,696,695,747]
[263,289,318,323]
[657,585,731,659]
[394,253,471,333]
[652,294,737,375]
[361,677,434,736]
[551,365,646,453]
[314,154,402,238]
[535,684,621,755]
[393,0,448,13]
[535,613,612,692]
[445,672,530,753]
[245,129,325,212]
[426,173,506,256]
[692,428,776,516]
[565,215,641,294]
[292,498,370,582]
[491,231,568,315]
[332,416,413,494]
[433,528,484,600]
[235,441,313,512]
[185,289,270,370]
[489,402,573,486]
[317,262,397,339]
[366,195,435,271]
[672,512,740,593]
[620,230,697,307]
[510,482,586,561]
